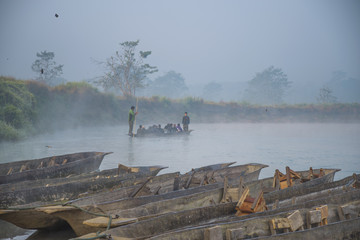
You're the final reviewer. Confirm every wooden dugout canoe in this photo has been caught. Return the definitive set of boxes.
[35,163,267,235]
[0,165,167,208]
[146,190,360,240]
[243,168,340,203]
[134,130,193,137]
[75,174,358,239]
[0,163,266,231]
[63,162,267,208]
[0,152,112,184]
[0,166,336,233]
[0,162,235,230]
[60,161,237,207]
[41,166,339,237]
[189,162,236,172]
[253,217,360,240]
[0,161,235,230]
[0,171,176,230]
[83,189,360,240]
[39,184,225,235]
[0,164,168,194]
[70,187,228,236]
[172,163,268,194]
[38,161,238,208]
[0,161,230,201]
[117,164,169,175]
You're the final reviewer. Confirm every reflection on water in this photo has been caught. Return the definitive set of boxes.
[1,123,359,180]
[127,137,135,164]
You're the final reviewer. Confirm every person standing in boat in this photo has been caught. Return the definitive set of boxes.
[182,112,190,132]
[128,106,137,136]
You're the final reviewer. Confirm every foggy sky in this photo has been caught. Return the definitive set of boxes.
[0,0,359,86]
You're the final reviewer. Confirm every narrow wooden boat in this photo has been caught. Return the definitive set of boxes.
[40,167,340,237]
[40,166,340,237]
[243,168,340,202]
[65,162,267,207]
[134,130,193,137]
[173,163,268,194]
[0,167,170,208]
[0,152,112,184]
[189,162,236,172]
[81,187,360,240]
[144,190,360,240]
[0,164,168,194]
[68,187,228,236]
[61,161,236,207]
[69,173,356,237]
[0,172,178,230]
[38,184,224,235]
[253,218,360,240]
[17,163,266,233]
[117,164,168,175]
[0,161,239,208]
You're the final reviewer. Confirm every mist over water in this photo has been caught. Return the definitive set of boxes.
[0,122,359,239]
[1,123,359,180]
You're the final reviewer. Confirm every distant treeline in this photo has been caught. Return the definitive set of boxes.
[1,77,360,141]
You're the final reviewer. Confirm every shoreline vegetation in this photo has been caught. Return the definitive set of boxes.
[1,76,360,141]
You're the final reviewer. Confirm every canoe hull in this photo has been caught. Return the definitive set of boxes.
[134,130,193,137]
[35,163,266,235]
[256,217,360,240]
[0,209,67,230]
[0,172,176,229]
[0,163,267,232]
[0,152,110,184]
[0,167,168,208]
[88,178,359,239]
[147,190,360,240]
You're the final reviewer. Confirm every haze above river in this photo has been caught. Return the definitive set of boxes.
[1,123,359,180]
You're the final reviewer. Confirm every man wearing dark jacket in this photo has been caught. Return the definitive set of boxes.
[182,112,190,132]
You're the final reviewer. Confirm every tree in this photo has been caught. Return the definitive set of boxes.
[325,71,360,103]
[317,86,337,104]
[244,66,291,105]
[97,40,157,97]
[31,51,63,86]
[149,71,188,98]
[203,82,222,101]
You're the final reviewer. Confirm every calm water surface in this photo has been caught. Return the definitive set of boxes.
[0,123,360,239]
[1,123,359,179]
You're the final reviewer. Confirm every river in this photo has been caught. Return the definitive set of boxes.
[1,123,360,239]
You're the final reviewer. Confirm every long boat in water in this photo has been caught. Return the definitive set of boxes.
[0,163,267,231]
[0,152,112,184]
[77,178,359,239]
[64,162,267,206]
[0,161,235,208]
[242,167,340,202]
[144,190,360,240]
[0,164,168,194]
[63,169,344,235]
[254,218,360,240]
[133,130,193,137]
[38,167,340,236]
[0,171,175,230]
[0,165,168,208]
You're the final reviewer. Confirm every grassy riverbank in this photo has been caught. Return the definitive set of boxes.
[1,77,360,141]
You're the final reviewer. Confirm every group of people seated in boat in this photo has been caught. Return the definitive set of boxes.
[136,123,183,136]
[165,123,183,132]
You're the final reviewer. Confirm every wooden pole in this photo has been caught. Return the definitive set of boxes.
[132,97,138,138]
